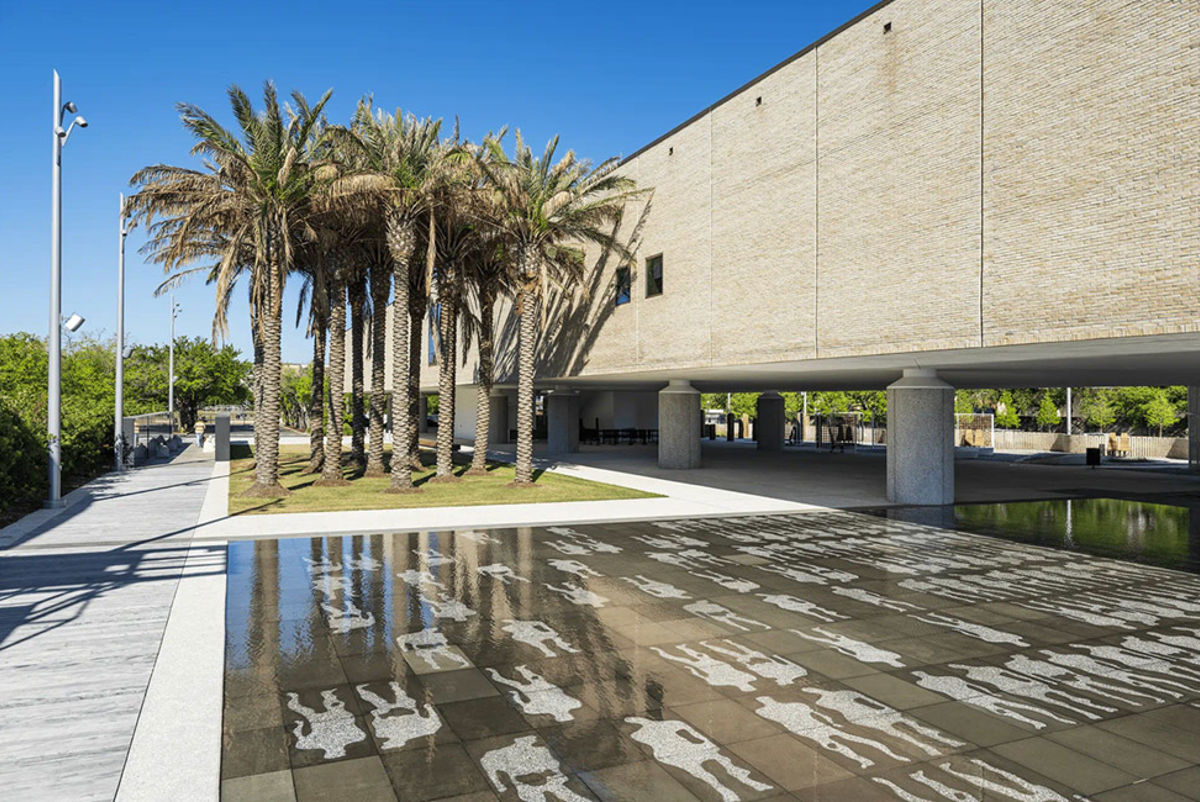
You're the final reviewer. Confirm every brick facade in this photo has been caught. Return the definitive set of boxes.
[514,0,1199,383]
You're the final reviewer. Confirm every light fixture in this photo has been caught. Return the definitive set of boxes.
[64,313,85,332]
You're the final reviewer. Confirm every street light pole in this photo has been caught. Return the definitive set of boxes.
[168,294,177,432]
[47,70,87,507]
[1065,386,1072,436]
[115,193,127,469]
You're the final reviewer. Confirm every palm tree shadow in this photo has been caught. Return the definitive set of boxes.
[492,199,652,384]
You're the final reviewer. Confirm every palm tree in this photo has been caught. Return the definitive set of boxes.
[460,229,512,475]
[348,267,368,470]
[292,244,329,473]
[475,132,639,483]
[129,82,332,495]
[333,101,443,493]
[363,237,392,476]
[315,241,357,487]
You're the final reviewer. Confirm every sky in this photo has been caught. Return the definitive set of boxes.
[0,0,876,363]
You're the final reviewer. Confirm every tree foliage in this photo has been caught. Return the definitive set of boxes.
[0,332,249,523]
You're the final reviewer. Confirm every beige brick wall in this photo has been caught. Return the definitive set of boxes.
[817,0,982,357]
[710,53,818,365]
[432,0,1198,387]
[982,0,1200,346]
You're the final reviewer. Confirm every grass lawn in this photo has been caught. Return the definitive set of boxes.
[227,444,659,515]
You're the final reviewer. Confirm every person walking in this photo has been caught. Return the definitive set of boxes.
[194,417,206,448]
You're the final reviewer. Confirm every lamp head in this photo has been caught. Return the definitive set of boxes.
[64,101,77,113]
[74,115,87,128]
[64,313,85,332]
[122,345,135,359]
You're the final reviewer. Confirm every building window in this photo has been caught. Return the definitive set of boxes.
[428,303,441,365]
[615,267,631,306]
[645,254,663,297]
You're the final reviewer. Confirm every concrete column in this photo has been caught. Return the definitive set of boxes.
[417,394,429,433]
[215,414,231,462]
[488,393,509,445]
[756,391,785,451]
[658,380,701,469]
[1189,386,1200,471]
[546,391,580,454]
[886,369,954,505]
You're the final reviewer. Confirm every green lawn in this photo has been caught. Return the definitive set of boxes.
[227,444,658,515]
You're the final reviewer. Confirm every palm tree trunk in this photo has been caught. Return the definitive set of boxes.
[247,253,288,496]
[386,215,417,492]
[514,268,538,485]
[434,269,459,481]
[349,272,366,470]
[249,311,263,472]
[317,274,349,486]
[408,289,425,471]
[467,284,495,476]
[304,314,326,474]
[365,257,389,476]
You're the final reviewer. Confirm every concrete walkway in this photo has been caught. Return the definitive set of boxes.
[0,447,221,802]
[512,440,1200,509]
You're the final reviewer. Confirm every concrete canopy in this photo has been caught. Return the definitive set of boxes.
[538,333,1200,392]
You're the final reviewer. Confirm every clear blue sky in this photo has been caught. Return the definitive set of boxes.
[0,0,875,363]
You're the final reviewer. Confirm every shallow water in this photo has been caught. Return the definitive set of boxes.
[221,512,1200,801]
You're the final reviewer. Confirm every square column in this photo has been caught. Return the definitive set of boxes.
[756,391,785,451]
[659,380,701,469]
[488,393,509,445]
[546,391,580,454]
[886,369,954,505]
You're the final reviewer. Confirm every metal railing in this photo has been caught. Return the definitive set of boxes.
[125,411,173,451]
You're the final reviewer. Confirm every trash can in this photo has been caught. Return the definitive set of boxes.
[1085,447,1101,468]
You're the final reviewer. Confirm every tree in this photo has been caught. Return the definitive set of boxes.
[995,391,1020,429]
[1078,389,1116,432]
[475,132,639,484]
[129,82,333,496]
[1143,391,1176,437]
[810,391,850,417]
[317,254,352,486]
[137,337,249,431]
[1036,394,1061,431]
[461,226,513,476]
[335,101,443,492]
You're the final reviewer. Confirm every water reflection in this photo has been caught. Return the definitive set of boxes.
[222,514,1200,800]
[877,497,1200,573]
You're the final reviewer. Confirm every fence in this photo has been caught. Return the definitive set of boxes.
[199,405,253,426]
[813,413,886,449]
[991,429,1188,459]
[954,413,994,449]
[126,411,172,451]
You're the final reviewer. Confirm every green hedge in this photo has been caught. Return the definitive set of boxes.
[0,397,45,519]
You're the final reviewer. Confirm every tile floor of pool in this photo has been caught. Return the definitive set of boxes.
[222,511,1200,801]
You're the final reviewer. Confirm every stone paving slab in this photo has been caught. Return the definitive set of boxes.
[0,447,215,802]
[222,511,1200,801]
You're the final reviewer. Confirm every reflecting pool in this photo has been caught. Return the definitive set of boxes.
[877,498,1200,573]
[221,512,1200,801]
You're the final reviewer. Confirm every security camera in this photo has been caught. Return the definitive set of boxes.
[74,115,88,128]
[64,101,77,113]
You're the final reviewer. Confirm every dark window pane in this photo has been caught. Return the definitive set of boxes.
[615,267,631,306]
[646,255,663,297]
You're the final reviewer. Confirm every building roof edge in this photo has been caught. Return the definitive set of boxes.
[618,0,899,166]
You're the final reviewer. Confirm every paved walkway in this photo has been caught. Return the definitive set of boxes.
[0,447,220,802]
